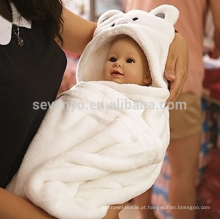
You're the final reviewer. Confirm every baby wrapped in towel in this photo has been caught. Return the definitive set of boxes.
[7,5,179,219]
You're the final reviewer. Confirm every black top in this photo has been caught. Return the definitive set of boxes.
[0,7,67,187]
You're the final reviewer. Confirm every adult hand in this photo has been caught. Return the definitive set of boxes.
[165,33,189,104]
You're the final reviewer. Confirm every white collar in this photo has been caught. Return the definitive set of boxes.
[0,3,31,45]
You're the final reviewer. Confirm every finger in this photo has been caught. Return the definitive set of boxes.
[166,59,187,104]
[166,77,183,104]
[166,66,186,104]
[165,69,176,82]
[166,80,179,105]
[164,45,177,82]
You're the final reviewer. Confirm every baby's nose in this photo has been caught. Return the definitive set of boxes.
[113,62,122,67]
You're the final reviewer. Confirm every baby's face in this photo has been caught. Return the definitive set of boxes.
[102,36,151,86]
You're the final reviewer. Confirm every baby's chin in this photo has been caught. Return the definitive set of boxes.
[109,78,124,84]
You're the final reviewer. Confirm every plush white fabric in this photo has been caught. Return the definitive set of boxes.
[7,5,179,219]
[8,81,169,218]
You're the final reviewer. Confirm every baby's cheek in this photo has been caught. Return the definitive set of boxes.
[127,73,140,81]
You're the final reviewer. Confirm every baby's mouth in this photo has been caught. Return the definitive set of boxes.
[111,69,124,76]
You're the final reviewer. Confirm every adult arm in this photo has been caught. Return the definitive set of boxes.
[0,187,124,219]
[61,7,97,55]
[209,0,220,59]
[0,188,54,218]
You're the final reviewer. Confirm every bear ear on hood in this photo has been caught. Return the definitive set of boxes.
[94,10,124,37]
[150,4,179,25]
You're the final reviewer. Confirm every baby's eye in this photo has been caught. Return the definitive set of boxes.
[127,58,135,63]
[109,57,117,62]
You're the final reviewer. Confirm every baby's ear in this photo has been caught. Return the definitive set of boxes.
[97,10,123,25]
[144,73,152,86]
[149,4,179,25]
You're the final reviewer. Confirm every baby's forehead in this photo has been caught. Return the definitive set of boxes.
[110,36,145,54]
[110,36,141,52]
